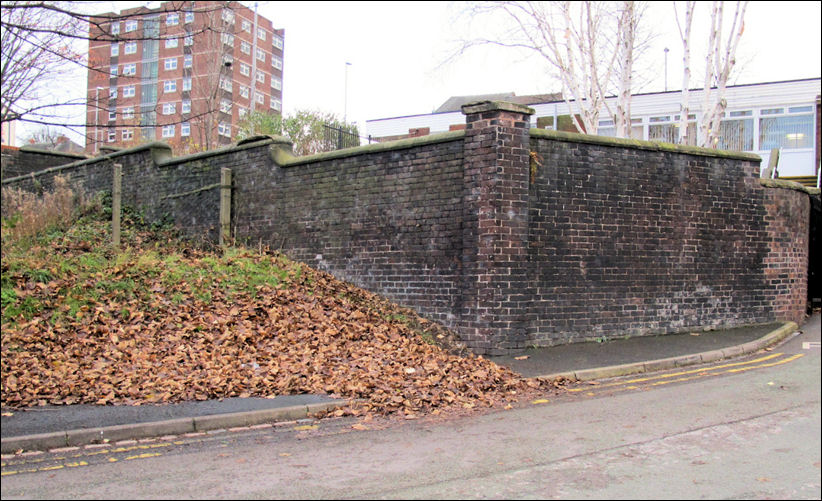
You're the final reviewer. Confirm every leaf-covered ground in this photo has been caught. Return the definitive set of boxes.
[1,208,561,418]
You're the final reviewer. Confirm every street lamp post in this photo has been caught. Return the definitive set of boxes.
[664,47,669,92]
[344,62,352,124]
[95,86,105,153]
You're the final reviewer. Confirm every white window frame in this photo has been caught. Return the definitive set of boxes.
[162,124,176,138]
[271,76,282,91]
[107,129,116,142]
[110,65,118,76]
[256,93,264,105]
[165,37,178,49]
[270,98,281,111]
[123,63,137,76]
[122,107,134,119]
[181,99,191,113]
[218,122,231,137]
[182,76,192,91]
[181,122,190,137]
[240,41,251,55]
[124,41,137,55]
[222,33,234,46]
[164,57,177,70]
[122,85,136,98]
[219,77,232,92]
[256,48,265,62]
[162,102,176,115]
[163,80,177,93]
[184,34,193,46]
[240,63,250,76]
[272,34,283,50]
[122,129,133,141]
[257,28,266,41]
[222,9,235,23]
[239,86,249,99]
[272,55,282,70]
[184,54,192,68]
[110,86,117,98]
[166,13,179,26]
[238,107,247,118]
[256,71,265,84]
[125,20,138,33]
[108,108,117,121]
[110,22,120,35]
[111,42,119,57]
[184,10,194,23]
[220,99,232,114]
[241,20,251,32]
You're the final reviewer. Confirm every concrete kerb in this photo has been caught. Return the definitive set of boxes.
[533,321,799,383]
[0,400,356,454]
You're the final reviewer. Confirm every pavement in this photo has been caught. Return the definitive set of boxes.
[0,318,809,454]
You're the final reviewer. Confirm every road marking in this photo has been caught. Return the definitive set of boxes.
[567,352,784,392]
[574,353,805,397]
[802,342,820,349]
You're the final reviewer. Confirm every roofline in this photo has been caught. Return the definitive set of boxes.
[366,77,822,124]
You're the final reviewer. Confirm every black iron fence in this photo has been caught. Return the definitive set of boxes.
[322,124,383,151]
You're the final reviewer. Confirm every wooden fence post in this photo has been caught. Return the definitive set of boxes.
[219,167,231,248]
[112,163,122,247]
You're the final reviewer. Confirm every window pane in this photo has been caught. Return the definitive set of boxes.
[759,115,813,149]
[717,118,754,151]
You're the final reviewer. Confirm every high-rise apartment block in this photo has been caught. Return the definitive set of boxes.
[86,1,283,154]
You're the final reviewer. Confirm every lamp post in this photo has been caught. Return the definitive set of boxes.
[95,86,105,153]
[664,47,669,92]
[344,61,352,124]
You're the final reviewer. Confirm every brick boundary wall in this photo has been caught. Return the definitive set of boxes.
[1,145,87,181]
[2,102,816,354]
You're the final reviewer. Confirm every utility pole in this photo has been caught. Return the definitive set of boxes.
[664,47,669,92]
[344,61,351,124]
[249,1,259,134]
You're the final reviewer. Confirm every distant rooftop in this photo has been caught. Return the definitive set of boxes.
[435,92,563,113]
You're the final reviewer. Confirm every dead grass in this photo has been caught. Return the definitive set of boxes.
[1,176,87,244]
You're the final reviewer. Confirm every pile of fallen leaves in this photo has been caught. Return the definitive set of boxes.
[1,208,555,418]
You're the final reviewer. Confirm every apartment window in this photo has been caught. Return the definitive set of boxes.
[110,65,118,76]
[162,102,176,115]
[272,55,282,70]
[222,33,234,46]
[239,86,249,98]
[108,108,116,121]
[123,63,136,76]
[222,9,235,23]
[218,122,231,137]
[256,93,264,104]
[241,20,251,32]
[184,34,193,46]
[759,106,814,150]
[238,107,247,118]
[270,98,281,111]
[219,77,232,92]
[183,54,192,68]
[107,129,116,142]
[166,13,179,25]
[122,85,136,98]
[123,107,134,119]
[240,41,251,54]
[181,122,190,137]
[162,124,175,138]
[256,48,265,62]
[122,129,133,141]
[110,86,117,98]
[257,28,266,41]
[110,22,120,35]
[164,58,177,70]
[220,99,232,113]
[124,41,137,54]
[182,76,191,91]
[271,76,282,91]
[255,71,265,84]
[184,10,194,23]
[272,34,283,50]
[165,37,178,49]
[240,63,250,76]
[111,42,119,57]
[125,20,138,32]
[163,80,177,93]
[182,99,191,113]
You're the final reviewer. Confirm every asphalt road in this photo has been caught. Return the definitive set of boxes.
[2,314,819,499]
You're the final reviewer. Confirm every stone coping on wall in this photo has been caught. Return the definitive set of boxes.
[530,128,762,162]
[17,145,88,159]
[157,136,284,167]
[274,130,466,167]
[758,177,821,196]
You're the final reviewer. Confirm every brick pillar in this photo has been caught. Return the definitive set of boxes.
[459,101,535,354]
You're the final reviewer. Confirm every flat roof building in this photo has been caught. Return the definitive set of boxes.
[367,78,821,181]
[86,1,284,154]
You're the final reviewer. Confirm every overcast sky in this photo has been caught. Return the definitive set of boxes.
[15,1,822,145]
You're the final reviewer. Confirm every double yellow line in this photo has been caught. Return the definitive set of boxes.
[568,352,805,395]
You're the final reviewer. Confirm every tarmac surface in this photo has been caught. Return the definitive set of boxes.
[0,318,806,454]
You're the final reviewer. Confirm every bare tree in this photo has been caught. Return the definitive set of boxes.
[674,0,696,144]
[451,1,650,137]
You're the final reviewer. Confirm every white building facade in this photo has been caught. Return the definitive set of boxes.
[367,78,821,179]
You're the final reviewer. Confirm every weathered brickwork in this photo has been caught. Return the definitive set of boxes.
[1,146,86,181]
[2,102,814,354]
